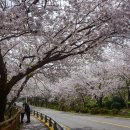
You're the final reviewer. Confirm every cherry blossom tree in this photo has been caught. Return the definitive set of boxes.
[53,46,130,108]
[32,45,130,109]
[106,44,130,104]
[77,45,130,107]
[0,0,130,122]
[77,62,124,107]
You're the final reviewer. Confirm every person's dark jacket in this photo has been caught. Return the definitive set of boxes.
[24,103,30,113]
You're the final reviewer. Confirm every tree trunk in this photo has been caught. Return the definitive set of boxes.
[82,98,86,109]
[0,96,7,122]
[128,88,130,102]
[97,97,103,108]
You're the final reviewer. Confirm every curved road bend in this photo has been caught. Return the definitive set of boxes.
[32,106,130,130]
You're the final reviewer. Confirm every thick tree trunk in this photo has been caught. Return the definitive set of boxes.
[0,50,8,122]
[0,96,7,122]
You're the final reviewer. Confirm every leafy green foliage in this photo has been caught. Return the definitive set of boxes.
[104,100,113,109]
[111,102,121,110]
[128,102,130,107]
[103,96,126,110]
[80,108,89,113]
[112,96,126,108]
[111,109,119,115]
[99,108,109,114]
[90,107,100,114]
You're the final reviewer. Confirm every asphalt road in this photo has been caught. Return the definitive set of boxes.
[32,106,130,130]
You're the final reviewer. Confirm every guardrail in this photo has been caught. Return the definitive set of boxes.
[0,109,21,130]
[32,110,65,130]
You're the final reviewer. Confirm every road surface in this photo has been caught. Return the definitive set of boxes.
[20,116,49,130]
[32,106,130,130]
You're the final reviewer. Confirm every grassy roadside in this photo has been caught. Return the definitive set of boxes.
[74,109,130,119]
[98,109,130,118]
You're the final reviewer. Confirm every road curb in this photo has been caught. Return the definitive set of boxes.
[32,114,52,130]
[32,114,70,130]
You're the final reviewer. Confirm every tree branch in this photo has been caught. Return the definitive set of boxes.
[7,76,30,111]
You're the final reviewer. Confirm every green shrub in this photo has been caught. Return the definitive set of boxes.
[90,107,100,114]
[111,109,119,115]
[100,108,109,114]
[111,102,121,110]
[104,100,113,109]
[80,108,89,113]
[120,110,129,116]
[103,96,126,109]
[86,100,98,109]
[112,96,126,108]
[75,108,80,113]
[128,102,130,107]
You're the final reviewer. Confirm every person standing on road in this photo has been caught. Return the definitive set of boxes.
[20,103,25,123]
[24,103,31,123]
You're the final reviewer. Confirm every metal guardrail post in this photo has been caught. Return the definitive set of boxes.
[33,111,35,116]
[40,113,43,120]
[49,118,52,127]
[37,112,39,117]
[53,122,57,130]
[32,110,65,130]
[45,115,47,123]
